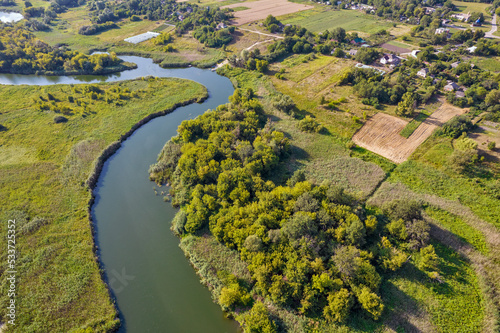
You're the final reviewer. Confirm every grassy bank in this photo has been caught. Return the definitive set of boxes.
[0,77,207,332]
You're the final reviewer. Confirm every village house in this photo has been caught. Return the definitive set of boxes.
[444,81,460,91]
[467,46,477,54]
[451,61,461,68]
[380,54,400,65]
[216,22,227,30]
[472,18,482,27]
[424,7,435,15]
[417,68,429,78]
[351,37,367,46]
[455,91,466,98]
[349,49,358,56]
[435,27,451,37]
[451,12,470,22]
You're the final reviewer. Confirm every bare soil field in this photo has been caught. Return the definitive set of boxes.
[222,0,314,25]
[381,42,411,54]
[353,103,466,163]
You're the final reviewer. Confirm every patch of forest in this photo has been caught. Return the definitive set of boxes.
[0,26,134,75]
[150,89,442,331]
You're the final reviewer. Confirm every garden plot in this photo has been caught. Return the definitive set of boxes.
[222,0,314,26]
[353,103,466,163]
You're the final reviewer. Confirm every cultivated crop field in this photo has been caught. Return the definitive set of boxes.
[222,0,314,25]
[353,104,467,163]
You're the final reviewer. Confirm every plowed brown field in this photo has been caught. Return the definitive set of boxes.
[222,0,314,26]
[353,103,467,163]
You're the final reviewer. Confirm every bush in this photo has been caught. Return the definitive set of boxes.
[54,116,68,123]
[441,115,473,138]
[382,199,422,222]
[171,209,187,235]
[487,141,496,150]
[298,116,323,133]
[153,33,172,45]
[272,94,295,114]
[238,302,277,333]
[164,44,175,52]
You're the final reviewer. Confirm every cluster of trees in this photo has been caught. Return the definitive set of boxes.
[339,67,412,108]
[149,88,441,329]
[193,26,234,47]
[0,27,124,74]
[78,21,118,35]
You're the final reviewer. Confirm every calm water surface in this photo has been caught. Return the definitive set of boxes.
[0,56,239,332]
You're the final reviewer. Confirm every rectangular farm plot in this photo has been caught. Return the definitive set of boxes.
[353,104,466,163]
[222,0,314,26]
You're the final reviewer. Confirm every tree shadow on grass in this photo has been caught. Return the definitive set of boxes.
[268,145,309,185]
[380,280,431,333]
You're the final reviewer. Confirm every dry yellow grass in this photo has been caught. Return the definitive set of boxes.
[222,0,314,25]
[353,103,467,163]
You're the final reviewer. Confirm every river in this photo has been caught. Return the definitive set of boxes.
[0,56,239,332]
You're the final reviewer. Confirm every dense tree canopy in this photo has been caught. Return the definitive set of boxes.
[150,89,441,329]
[0,26,125,74]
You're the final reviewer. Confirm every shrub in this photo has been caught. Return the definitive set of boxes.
[272,94,295,114]
[54,116,68,123]
[164,44,175,52]
[487,141,496,150]
[171,209,187,235]
[441,115,473,138]
[298,116,323,133]
[239,302,277,333]
[154,33,172,45]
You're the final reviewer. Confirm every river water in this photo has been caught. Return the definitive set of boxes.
[1,56,239,332]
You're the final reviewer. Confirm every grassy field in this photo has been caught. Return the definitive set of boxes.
[0,78,207,332]
[452,0,492,16]
[472,57,500,73]
[279,8,407,35]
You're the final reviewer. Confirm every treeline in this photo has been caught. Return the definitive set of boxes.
[78,21,117,35]
[0,27,127,74]
[150,89,441,330]
[193,26,234,48]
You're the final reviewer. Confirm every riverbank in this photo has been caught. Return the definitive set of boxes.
[0,77,207,332]
[0,62,138,76]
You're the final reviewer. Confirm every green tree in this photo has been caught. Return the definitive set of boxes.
[323,288,353,323]
[240,301,277,333]
[395,92,417,117]
[357,287,384,320]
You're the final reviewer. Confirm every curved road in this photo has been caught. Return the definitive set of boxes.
[485,14,500,39]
